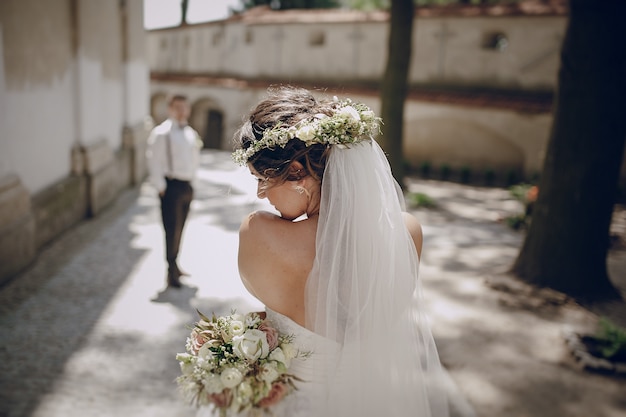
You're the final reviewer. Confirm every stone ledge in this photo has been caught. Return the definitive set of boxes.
[0,175,35,284]
[563,327,626,376]
[0,174,32,227]
[32,175,87,249]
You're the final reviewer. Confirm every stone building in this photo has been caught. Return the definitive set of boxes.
[148,2,575,184]
[0,0,150,284]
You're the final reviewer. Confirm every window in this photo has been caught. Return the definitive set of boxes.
[309,31,325,47]
[482,32,508,52]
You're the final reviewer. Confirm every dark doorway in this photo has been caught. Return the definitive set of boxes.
[203,110,223,149]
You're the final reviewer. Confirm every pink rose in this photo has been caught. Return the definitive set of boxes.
[258,382,289,408]
[190,329,211,354]
[209,389,232,408]
[259,321,279,350]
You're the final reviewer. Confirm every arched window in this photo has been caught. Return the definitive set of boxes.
[190,98,224,149]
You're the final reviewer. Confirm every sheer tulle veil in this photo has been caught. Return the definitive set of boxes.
[305,139,450,417]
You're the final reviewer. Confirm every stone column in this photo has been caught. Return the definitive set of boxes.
[0,175,35,284]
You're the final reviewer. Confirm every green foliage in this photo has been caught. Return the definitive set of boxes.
[595,317,626,360]
[504,213,527,230]
[505,169,519,186]
[408,192,437,208]
[460,166,471,184]
[415,0,523,5]
[242,0,340,9]
[242,0,525,11]
[419,161,432,178]
[484,168,496,186]
[509,183,533,204]
[505,183,536,231]
[440,164,451,181]
[347,0,389,10]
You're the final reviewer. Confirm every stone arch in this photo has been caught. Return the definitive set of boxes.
[405,117,525,178]
[150,92,169,125]
[190,97,224,149]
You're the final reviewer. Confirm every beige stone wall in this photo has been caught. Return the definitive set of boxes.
[412,16,566,90]
[404,102,552,177]
[0,0,74,90]
[148,12,565,91]
[146,10,568,184]
[0,0,150,284]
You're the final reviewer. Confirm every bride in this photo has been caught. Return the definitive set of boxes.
[202,86,452,416]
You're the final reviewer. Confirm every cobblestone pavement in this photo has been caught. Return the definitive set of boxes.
[1,150,625,417]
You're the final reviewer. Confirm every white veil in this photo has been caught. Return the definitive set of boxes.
[305,139,450,417]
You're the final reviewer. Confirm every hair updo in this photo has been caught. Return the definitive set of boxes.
[233,86,333,183]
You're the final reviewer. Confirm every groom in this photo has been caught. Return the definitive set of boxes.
[146,95,202,288]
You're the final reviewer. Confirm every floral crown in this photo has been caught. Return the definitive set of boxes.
[232,98,382,166]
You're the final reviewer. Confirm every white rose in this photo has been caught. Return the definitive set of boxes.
[280,342,297,362]
[220,367,244,389]
[180,380,200,402]
[286,126,298,139]
[260,362,280,383]
[196,357,214,371]
[338,106,361,122]
[203,373,224,394]
[176,352,193,363]
[233,329,270,361]
[236,380,254,403]
[296,125,317,142]
[198,343,214,360]
[179,361,194,376]
[229,319,245,337]
[268,347,288,367]
[360,110,375,121]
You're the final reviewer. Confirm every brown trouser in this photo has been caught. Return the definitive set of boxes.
[160,177,193,278]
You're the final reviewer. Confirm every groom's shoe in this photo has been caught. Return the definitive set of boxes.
[167,278,182,289]
[167,271,183,288]
[172,263,190,277]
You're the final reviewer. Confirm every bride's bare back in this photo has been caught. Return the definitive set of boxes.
[238,210,423,328]
[238,211,318,327]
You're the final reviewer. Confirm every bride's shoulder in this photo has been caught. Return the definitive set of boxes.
[401,211,423,258]
[240,210,284,233]
[239,210,293,245]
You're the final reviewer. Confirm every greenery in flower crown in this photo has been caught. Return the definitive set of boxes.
[232,98,382,166]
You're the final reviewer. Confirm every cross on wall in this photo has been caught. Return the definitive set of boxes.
[273,27,285,74]
[434,22,456,77]
[347,25,365,75]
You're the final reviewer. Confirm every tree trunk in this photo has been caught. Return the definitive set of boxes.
[379,0,414,188]
[181,0,189,25]
[512,0,626,301]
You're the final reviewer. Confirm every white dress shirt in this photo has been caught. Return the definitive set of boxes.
[146,119,201,193]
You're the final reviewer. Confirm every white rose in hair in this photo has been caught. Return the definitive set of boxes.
[360,110,375,121]
[338,106,361,121]
[296,125,317,142]
[233,329,270,361]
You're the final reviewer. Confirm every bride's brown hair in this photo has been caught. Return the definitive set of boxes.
[234,86,332,183]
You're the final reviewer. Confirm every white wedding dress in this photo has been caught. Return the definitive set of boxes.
[255,308,339,416]
[197,139,462,417]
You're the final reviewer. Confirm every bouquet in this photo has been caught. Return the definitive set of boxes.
[175,310,308,416]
